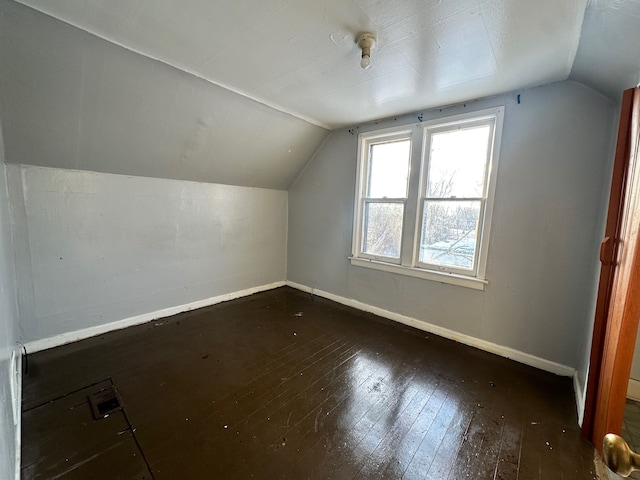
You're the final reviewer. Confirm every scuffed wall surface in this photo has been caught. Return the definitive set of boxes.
[288,81,615,373]
[10,165,287,343]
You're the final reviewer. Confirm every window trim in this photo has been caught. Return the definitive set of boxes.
[350,107,504,290]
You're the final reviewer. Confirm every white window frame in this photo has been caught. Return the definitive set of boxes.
[355,128,413,265]
[350,106,504,290]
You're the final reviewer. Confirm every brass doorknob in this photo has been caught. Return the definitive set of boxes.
[603,433,640,477]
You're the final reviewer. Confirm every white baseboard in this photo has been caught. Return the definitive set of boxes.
[24,281,285,353]
[627,378,640,401]
[286,281,576,378]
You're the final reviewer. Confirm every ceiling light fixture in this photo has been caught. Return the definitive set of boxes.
[357,32,377,70]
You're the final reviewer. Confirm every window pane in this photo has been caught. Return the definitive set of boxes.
[362,202,404,258]
[368,140,410,198]
[420,200,481,270]
[427,125,490,198]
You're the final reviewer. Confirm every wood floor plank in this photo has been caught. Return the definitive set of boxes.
[491,410,525,479]
[147,341,363,477]
[21,381,152,480]
[21,287,598,480]
[134,337,355,455]
[353,379,439,479]
[286,358,426,479]
[378,379,446,479]
[338,384,425,479]
[423,398,476,479]
[401,385,462,479]
[278,356,408,478]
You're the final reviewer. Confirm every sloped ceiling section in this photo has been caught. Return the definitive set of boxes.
[0,0,328,190]
[14,0,588,129]
[570,0,640,101]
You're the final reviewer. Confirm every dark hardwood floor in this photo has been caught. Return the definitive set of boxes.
[21,287,598,479]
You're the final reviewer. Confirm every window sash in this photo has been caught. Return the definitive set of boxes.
[365,139,411,199]
[360,198,406,263]
[417,198,486,276]
[424,123,493,200]
[354,128,413,263]
[413,112,497,276]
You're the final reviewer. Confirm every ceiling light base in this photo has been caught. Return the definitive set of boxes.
[357,32,377,69]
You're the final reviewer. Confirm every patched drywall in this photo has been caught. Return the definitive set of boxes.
[10,165,288,343]
[288,81,615,378]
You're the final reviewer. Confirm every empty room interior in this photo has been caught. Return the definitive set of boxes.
[2,0,640,478]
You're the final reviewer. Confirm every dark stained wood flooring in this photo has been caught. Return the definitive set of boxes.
[21,287,598,479]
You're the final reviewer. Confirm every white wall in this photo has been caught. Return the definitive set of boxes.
[0,128,20,478]
[9,165,287,344]
[288,81,615,382]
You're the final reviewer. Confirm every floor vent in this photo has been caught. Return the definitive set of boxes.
[88,385,123,420]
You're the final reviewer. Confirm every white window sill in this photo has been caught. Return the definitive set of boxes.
[349,257,488,291]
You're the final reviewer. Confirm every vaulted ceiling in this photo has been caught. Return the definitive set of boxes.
[10,0,591,129]
[0,0,639,189]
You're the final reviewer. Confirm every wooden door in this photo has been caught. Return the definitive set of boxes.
[583,87,640,451]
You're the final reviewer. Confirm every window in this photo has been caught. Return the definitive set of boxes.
[351,107,504,290]
[361,133,411,262]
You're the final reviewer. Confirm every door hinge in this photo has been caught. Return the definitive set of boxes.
[600,236,615,265]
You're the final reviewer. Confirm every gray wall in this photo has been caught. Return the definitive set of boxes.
[573,102,619,405]
[0,0,328,190]
[0,127,19,478]
[10,165,287,343]
[288,81,615,381]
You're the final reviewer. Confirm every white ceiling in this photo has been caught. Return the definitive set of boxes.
[14,0,589,129]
